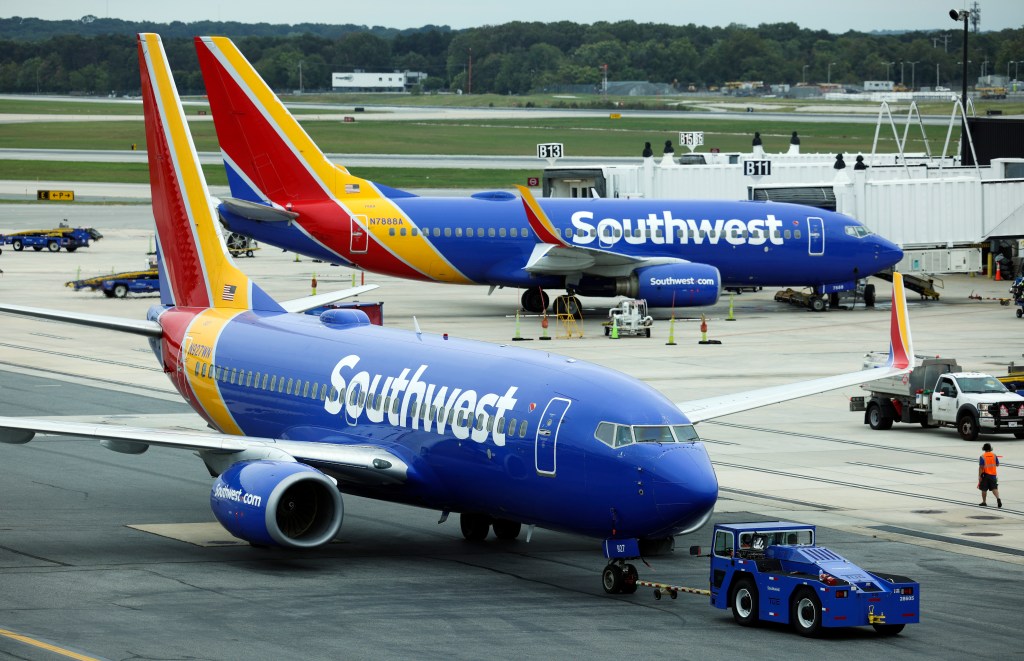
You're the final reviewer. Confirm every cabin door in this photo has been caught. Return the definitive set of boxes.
[807,217,824,256]
[535,397,571,477]
[350,215,369,253]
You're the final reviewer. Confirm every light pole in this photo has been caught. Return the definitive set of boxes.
[981,59,989,78]
[950,8,970,111]
[802,64,808,84]
[1016,61,1021,82]
[900,60,905,85]
[827,62,836,85]
[909,61,919,90]
[885,61,895,82]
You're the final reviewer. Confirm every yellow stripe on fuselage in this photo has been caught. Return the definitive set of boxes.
[145,33,251,310]
[181,308,246,435]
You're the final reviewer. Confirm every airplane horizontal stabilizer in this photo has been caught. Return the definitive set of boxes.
[0,303,162,338]
[220,197,299,223]
[280,284,380,314]
[678,273,913,423]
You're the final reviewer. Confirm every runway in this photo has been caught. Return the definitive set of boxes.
[2,205,1024,659]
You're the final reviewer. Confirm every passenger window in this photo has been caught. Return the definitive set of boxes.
[392,397,401,414]
[277,377,285,393]
[434,228,441,237]
[519,420,528,437]
[794,230,802,239]
[499,228,507,238]
[329,387,338,401]
[488,228,495,238]
[389,228,395,236]
[507,418,517,437]
[302,382,310,398]
[496,417,505,433]
[477,227,483,237]
[467,228,474,237]
[511,228,518,238]
[444,228,452,237]
[319,384,327,400]
[357,391,366,407]
[412,228,419,237]
[246,371,253,387]
[201,363,207,378]
[400,228,407,237]
[269,375,277,391]
[456,228,463,237]
[286,378,293,395]
[784,230,792,239]
[230,368,237,385]
[193,362,200,376]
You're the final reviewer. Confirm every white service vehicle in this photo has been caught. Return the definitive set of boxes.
[604,299,654,337]
[851,355,1024,441]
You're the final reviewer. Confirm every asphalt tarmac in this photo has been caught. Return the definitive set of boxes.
[2,205,1023,659]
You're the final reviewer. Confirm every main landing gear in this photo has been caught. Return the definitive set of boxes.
[520,287,583,318]
[459,512,523,541]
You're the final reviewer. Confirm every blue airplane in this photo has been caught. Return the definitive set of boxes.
[196,35,903,316]
[0,34,913,595]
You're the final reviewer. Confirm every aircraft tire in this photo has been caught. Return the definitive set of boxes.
[602,564,624,594]
[521,287,550,314]
[492,519,521,540]
[459,512,491,541]
[621,564,638,594]
[863,284,876,307]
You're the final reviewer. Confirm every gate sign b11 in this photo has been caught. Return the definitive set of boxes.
[743,160,772,176]
[537,143,564,159]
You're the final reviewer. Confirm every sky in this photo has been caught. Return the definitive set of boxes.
[1,0,1021,32]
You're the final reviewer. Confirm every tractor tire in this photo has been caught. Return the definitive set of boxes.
[868,403,894,430]
[957,413,980,441]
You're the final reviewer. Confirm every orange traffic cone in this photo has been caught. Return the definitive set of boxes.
[995,265,1002,281]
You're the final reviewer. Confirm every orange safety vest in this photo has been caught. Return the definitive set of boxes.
[981,451,998,476]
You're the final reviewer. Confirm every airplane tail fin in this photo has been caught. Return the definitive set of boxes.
[194,35,372,206]
[138,33,283,313]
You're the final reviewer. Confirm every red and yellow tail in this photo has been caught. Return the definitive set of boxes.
[137,33,281,313]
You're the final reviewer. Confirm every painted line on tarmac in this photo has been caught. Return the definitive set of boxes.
[718,486,839,510]
[709,420,1024,470]
[871,525,1024,558]
[0,627,103,661]
[714,460,1024,517]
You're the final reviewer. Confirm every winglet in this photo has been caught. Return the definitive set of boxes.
[887,273,913,370]
[516,185,569,247]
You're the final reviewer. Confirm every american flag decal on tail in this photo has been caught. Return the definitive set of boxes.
[222,284,237,301]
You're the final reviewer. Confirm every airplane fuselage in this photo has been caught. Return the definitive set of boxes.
[220,194,903,293]
[151,304,719,540]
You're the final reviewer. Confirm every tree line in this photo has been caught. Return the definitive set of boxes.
[0,16,1021,96]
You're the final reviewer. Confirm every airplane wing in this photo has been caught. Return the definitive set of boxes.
[0,416,408,485]
[678,273,913,423]
[517,185,691,277]
[280,284,380,314]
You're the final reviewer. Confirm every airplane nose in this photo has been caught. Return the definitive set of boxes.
[649,444,718,535]
[875,237,903,270]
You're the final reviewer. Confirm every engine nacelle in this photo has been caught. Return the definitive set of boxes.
[630,263,721,308]
[211,460,343,549]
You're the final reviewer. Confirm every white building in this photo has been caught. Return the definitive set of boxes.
[331,71,427,92]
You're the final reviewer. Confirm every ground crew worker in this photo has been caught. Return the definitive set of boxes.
[979,442,1003,508]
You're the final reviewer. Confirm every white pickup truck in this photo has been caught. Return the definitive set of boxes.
[851,356,1024,441]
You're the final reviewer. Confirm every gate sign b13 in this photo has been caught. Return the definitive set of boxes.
[537,143,564,159]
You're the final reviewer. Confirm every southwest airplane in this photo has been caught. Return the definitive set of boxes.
[0,34,913,595]
[197,35,903,316]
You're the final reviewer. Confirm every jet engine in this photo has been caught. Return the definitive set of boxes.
[210,460,343,548]
[575,263,721,308]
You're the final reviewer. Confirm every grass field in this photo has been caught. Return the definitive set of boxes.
[0,93,1014,188]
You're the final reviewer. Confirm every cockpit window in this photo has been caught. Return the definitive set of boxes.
[844,225,873,238]
[593,422,701,448]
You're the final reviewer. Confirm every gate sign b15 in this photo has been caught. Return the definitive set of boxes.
[537,143,564,159]
[678,132,704,147]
